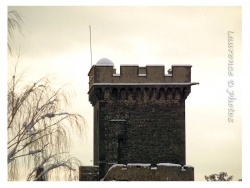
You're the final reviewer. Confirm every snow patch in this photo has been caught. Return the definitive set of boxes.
[106,164,125,173]
[181,166,186,172]
[127,163,151,168]
[157,163,181,167]
[183,165,194,168]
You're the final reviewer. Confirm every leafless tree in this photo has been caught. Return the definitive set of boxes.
[7,10,85,180]
[8,60,85,180]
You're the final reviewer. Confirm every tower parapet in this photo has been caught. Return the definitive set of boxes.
[88,64,198,106]
[88,64,195,90]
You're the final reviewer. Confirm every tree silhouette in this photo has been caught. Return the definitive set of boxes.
[205,172,233,181]
[8,64,85,180]
[7,10,85,181]
[8,10,23,54]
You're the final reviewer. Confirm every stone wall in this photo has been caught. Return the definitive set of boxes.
[103,98,186,165]
[79,166,99,181]
[103,163,194,181]
[91,86,188,179]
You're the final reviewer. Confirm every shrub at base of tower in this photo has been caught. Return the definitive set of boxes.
[205,172,233,181]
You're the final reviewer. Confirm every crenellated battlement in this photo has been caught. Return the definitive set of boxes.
[88,61,198,106]
[102,163,194,181]
[88,64,194,90]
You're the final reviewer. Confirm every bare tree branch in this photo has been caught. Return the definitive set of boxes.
[8,10,85,181]
[8,64,85,180]
[8,10,23,54]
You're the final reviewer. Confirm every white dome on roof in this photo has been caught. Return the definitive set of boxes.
[96,58,114,66]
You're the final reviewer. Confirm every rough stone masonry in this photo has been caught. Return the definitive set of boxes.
[79,58,198,181]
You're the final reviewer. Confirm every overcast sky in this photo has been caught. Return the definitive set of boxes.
[6,6,242,181]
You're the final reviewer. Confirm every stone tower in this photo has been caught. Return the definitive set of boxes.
[85,58,198,181]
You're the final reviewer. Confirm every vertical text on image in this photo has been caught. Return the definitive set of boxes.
[227,31,236,123]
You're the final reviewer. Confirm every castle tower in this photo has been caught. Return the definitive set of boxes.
[87,58,198,180]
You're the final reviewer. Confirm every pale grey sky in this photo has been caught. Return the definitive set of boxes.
[7,6,242,181]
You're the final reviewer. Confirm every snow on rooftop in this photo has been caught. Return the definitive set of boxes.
[107,164,125,172]
[157,163,181,167]
[101,164,125,180]
[183,165,194,168]
[127,163,151,167]
[96,58,114,66]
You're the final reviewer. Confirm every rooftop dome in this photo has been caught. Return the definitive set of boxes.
[96,58,114,66]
